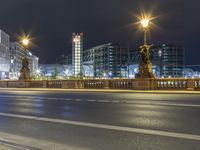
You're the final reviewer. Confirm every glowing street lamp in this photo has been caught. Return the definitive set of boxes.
[140,19,150,28]
[140,17,150,45]
[22,38,30,47]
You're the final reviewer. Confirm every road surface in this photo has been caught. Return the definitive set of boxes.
[0,89,200,150]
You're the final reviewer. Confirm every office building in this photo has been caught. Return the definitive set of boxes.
[151,44,184,77]
[0,30,10,79]
[31,55,39,75]
[83,43,129,78]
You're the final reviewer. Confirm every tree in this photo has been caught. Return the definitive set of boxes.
[51,67,59,79]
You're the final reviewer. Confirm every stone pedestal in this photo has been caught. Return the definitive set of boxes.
[104,80,110,89]
[135,62,155,79]
[133,79,154,90]
[187,79,195,90]
[19,57,31,80]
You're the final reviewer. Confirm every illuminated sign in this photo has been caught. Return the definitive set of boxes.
[73,36,80,43]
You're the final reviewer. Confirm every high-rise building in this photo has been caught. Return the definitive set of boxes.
[83,43,130,78]
[72,33,83,77]
[151,44,184,77]
[0,29,10,79]
[31,55,39,75]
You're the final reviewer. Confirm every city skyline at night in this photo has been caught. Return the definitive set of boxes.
[0,0,199,65]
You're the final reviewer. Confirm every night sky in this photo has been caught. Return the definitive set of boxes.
[0,0,199,64]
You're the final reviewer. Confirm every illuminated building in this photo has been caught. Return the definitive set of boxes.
[31,55,39,75]
[0,29,10,79]
[151,44,184,78]
[83,43,129,78]
[72,33,83,77]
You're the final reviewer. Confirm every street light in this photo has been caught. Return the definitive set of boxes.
[19,36,31,80]
[140,18,150,45]
[22,38,30,46]
[141,19,149,28]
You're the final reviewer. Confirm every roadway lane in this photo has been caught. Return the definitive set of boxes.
[0,89,200,149]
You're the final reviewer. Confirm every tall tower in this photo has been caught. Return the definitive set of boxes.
[72,33,83,77]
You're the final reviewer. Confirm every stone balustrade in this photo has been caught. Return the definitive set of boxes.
[0,78,199,90]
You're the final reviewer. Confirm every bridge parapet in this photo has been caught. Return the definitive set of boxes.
[0,78,199,91]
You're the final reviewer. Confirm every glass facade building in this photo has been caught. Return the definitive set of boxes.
[83,43,129,78]
[151,44,184,78]
[0,30,10,79]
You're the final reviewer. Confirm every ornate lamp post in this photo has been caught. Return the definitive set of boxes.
[19,37,31,80]
[135,17,155,79]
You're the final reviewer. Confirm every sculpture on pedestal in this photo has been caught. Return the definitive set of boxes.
[135,45,155,78]
[19,56,31,80]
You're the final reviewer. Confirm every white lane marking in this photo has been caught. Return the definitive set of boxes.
[75,99,81,102]
[111,100,121,103]
[64,99,72,101]
[1,95,200,108]
[126,101,200,108]
[0,112,200,141]
[87,99,96,102]
[97,100,110,103]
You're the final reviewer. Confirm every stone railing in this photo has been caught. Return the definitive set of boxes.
[194,79,200,90]
[156,79,188,90]
[0,78,199,90]
[84,80,106,89]
[109,79,133,89]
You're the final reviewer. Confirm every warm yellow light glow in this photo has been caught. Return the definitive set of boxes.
[22,38,30,46]
[140,19,150,28]
[136,11,154,29]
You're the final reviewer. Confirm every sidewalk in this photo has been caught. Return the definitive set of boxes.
[0,143,24,150]
[0,144,17,150]
[1,88,200,94]
[0,139,38,150]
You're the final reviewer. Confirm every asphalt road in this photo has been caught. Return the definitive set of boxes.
[0,89,200,150]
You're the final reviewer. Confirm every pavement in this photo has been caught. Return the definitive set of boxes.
[0,89,200,150]
[0,144,15,150]
[0,138,39,150]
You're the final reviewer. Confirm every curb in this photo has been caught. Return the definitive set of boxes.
[0,88,200,94]
[0,139,40,150]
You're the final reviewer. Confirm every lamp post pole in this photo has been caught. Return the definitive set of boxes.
[144,28,147,46]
